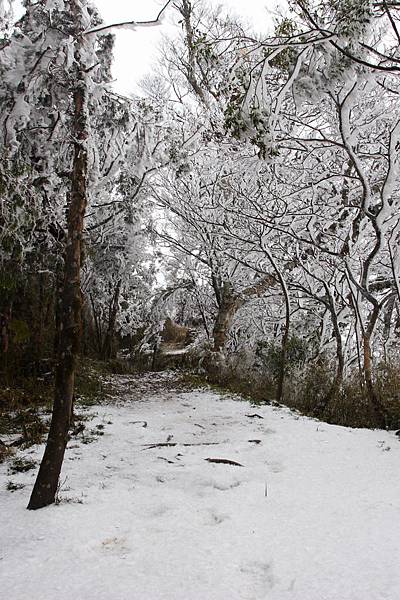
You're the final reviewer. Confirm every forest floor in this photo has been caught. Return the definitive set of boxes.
[0,370,400,600]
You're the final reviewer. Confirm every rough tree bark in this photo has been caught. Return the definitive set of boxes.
[212,282,241,353]
[212,276,275,353]
[28,6,88,509]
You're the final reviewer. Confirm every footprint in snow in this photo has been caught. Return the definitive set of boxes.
[196,477,242,496]
[213,480,241,491]
[205,509,230,526]
[100,536,130,557]
[262,427,277,435]
[148,504,172,518]
[240,560,276,596]
[266,460,284,473]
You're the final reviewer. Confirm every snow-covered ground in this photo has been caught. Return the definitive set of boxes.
[1,372,399,600]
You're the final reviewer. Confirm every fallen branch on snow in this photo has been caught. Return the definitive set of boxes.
[141,442,220,450]
[205,458,244,467]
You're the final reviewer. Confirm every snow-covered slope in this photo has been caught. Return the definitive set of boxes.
[1,372,399,600]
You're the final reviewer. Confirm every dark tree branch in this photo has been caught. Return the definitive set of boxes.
[85,0,173,36]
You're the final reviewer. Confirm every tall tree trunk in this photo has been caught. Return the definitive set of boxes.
[313,296,345,417]
[102,279,121,360]
[89,293,103,356]
[28,13,88,509]
[270,258,290,405]
[53,269,63,358]
[363,332,388,428]
[258,245,291,404]
[30,272,45,371]
[0,304,11,383]
[361,300,389,428]
[276,308,290,405]
[382,295,395,363]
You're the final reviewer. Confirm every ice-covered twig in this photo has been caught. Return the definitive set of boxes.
[85,0,173,36]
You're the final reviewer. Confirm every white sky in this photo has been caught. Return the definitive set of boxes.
[94,0,284,95]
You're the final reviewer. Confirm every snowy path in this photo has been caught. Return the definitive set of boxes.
[1,372,400,600]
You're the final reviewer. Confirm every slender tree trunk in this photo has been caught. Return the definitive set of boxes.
[151,341,159,371]
[333,312,345,385]
[90,293,103,356]
[188,273,210,339]
[382,295,395,363]
[0,305,11,383]
[31,273,44,369]
[362,332,387,428]
[28,16,88,509]
[313,341,344,417]
[259,246,289,404]
[196,296,210,340]
[274,269,290,405]
[53,270,63,358]
[313,301,344,417]
[276,314,289,405]
[102,279,121,360]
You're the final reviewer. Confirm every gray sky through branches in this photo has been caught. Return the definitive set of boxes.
[94,0,281,94]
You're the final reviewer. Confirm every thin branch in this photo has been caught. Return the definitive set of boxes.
[85,0,173,36]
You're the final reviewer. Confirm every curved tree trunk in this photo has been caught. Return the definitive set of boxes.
[28,12,88,509]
